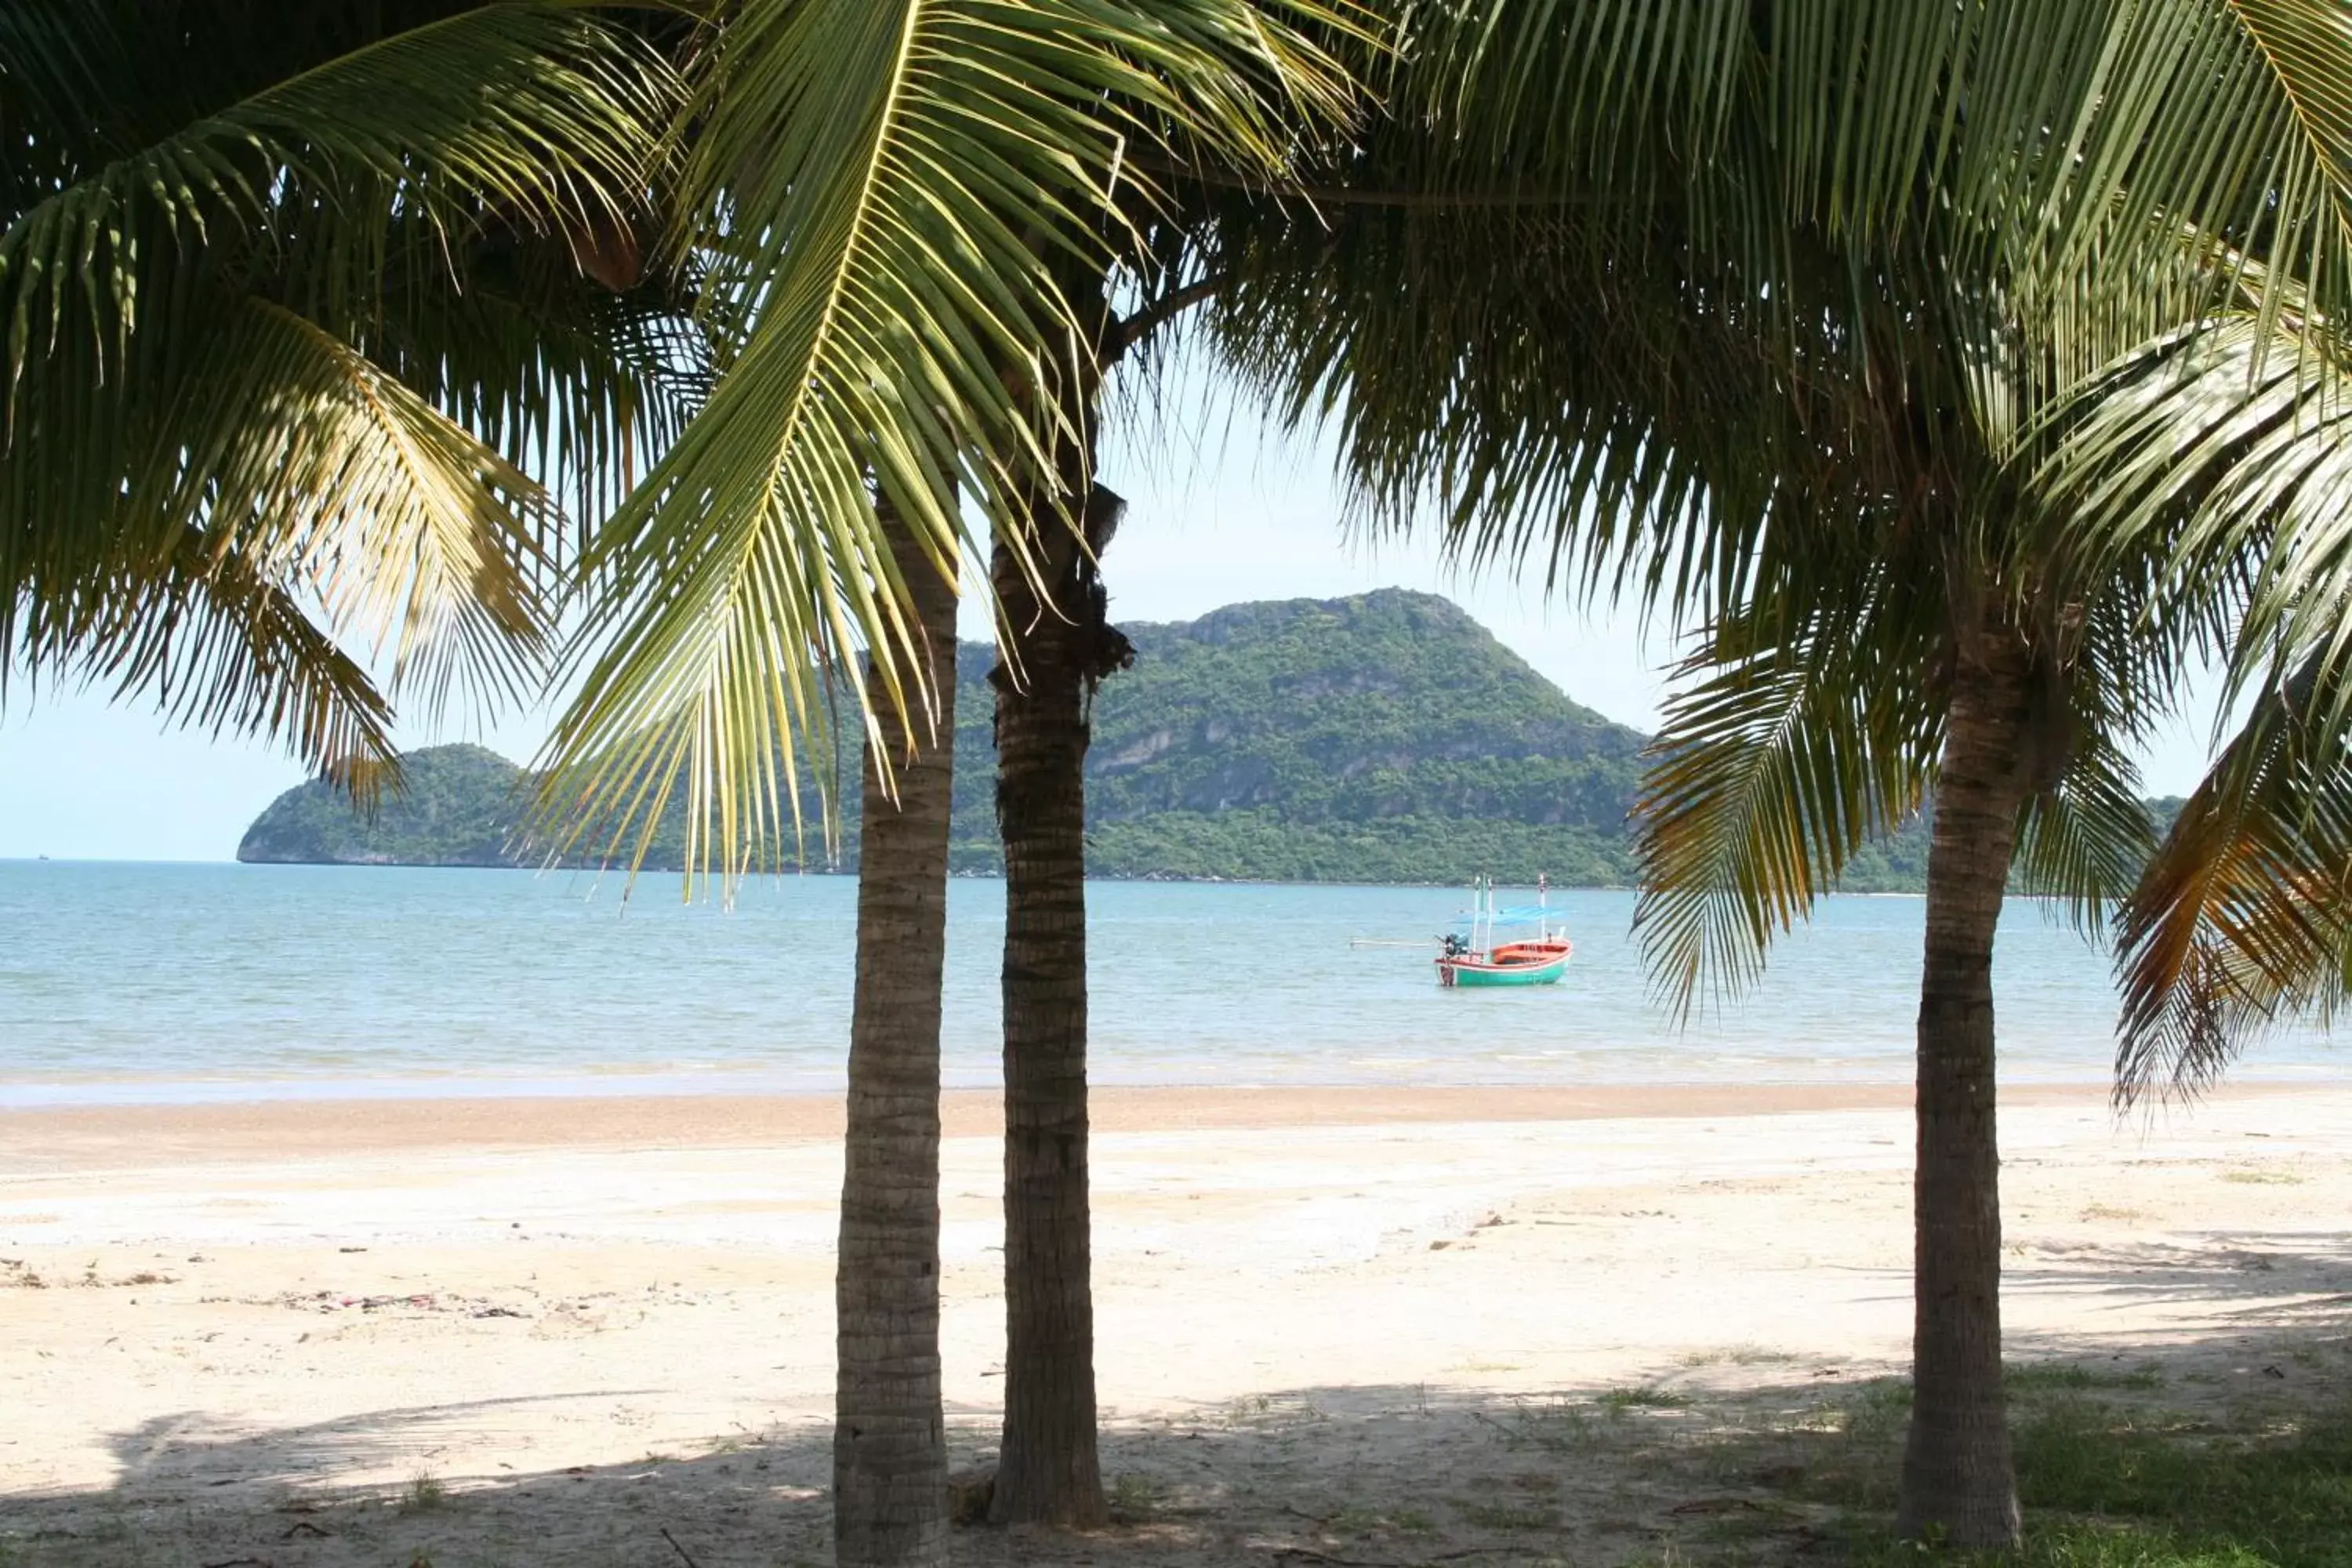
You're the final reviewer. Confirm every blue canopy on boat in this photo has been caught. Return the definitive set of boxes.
[1454,904,1555,924]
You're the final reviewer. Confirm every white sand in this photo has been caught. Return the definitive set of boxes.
[2,1083,2347,1564]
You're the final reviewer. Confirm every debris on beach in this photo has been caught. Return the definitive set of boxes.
[280,1290,532,1319]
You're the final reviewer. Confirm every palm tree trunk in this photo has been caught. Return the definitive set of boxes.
[834,517,959,1568]
[984,247,1183,1526]
[1896,617,2030,1549]
[985,491,1117,1527]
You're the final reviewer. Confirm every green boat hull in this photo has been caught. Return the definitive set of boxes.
[1438,953,1570,987]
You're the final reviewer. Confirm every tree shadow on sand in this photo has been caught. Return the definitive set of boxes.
[4,1277,2349,1567]
[2005,1227,2352,1319]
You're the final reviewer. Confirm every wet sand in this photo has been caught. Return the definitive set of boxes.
[2,1077,2251,1169]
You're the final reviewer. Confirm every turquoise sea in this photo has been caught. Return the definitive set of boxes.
[0,861,2339,1106]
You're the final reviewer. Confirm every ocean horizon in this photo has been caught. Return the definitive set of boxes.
[3,859,2340,1108]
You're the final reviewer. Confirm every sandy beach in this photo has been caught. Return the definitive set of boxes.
[4,1080,2349,1565]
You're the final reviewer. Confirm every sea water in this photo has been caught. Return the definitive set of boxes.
[0,860,2338,1105]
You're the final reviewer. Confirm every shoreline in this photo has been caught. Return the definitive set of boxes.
[5,1077,2339,1170]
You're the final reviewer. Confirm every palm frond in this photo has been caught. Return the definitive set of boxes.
[1372,1,1748,196]
[23,522,401,797]
[2032,0,2352,369]
[209,299,558,721]
[1207,200,1823,632]
[365,230,716,535]
[2009,543,2180,930]
[2114,653,2352,1103]
[1218,2,2352,651]
[2028,309,2352,752]
[5,293,563,774]
[1708,1,2352,370]
[541,0,1360,887]
[1,5,676,419]
[2,2,687,778]
[1634,592,1941,1019]
[2013,731,2159,929]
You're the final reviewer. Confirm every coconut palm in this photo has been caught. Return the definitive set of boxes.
[517,0,2352,1552]
[532,5,1354,1559]
[984,255,1129,1524]
[1231,220,2183,1553]
[975,295,1181,1530]
[1203,1,2352,1546]
[0,2,691,782]
[982,182,1370,1521]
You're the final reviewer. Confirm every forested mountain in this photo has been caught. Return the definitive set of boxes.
[967,590,1647,882]
[236,589,2169,889]
[238,742,532,867]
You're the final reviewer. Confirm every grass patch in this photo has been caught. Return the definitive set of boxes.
[1775,1381,1913,1512]
[1785,1394,2352,1567]
[1599,1385,1694,1414]
[2007,1404,2352,1566]
[397,1470,449,1515]
[1679,1345,1804,1368]
[1453,1497,1558,1530]
[2009,1361,2168,1396]
[2220,1168,2308,1185]
[1477,1396,1602,1455]
[1107,1472,1160,1523]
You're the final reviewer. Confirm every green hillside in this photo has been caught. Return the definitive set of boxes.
[238,742,534,867]
[241,590,1653,884]
[947,590,1646,881]
[234,588,2178,889]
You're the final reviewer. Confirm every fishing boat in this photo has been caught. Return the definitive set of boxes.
[1436,875,1572,988]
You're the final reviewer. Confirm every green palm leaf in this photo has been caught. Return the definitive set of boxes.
[2012,731,2161,925]
[27,521,401,799]
[541,0,1357,886]
[9,294,562,771]
[1220,2,2352,630]
[1635,594,1941,1018]
[2114,655,2352,1102]
[2,4,673,415]
[2030,307,2352,752]
[2,2,686,780]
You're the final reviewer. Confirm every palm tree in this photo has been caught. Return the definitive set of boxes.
[510,0,2352,1552]
[1,2,690,781]
[1242,223,2186,1549]
[984,253,1125,1524]
[534,5,1353,1560]
[1207,2,2352,1546]
[985,239,1249,1526]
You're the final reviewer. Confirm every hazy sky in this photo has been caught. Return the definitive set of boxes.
[0,376,2230,862]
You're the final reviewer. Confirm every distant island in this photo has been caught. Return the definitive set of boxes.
[237,589,2165,891]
